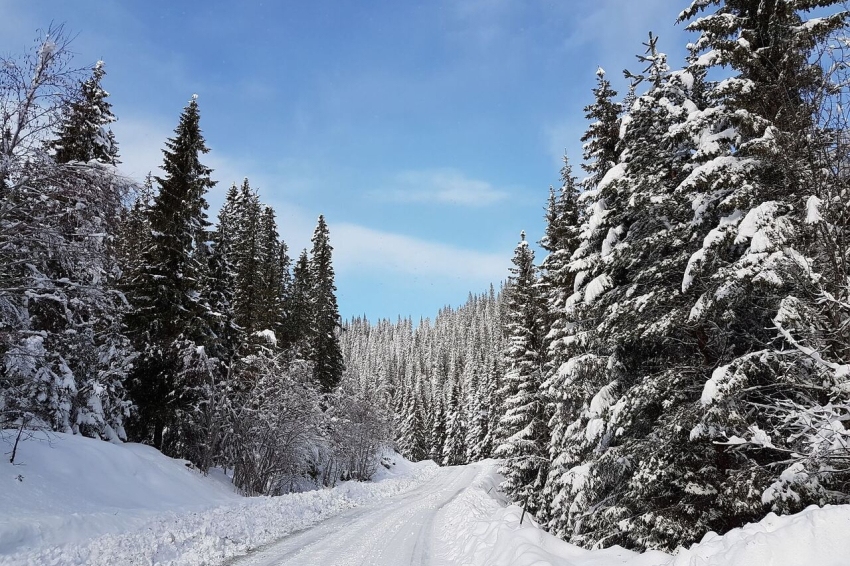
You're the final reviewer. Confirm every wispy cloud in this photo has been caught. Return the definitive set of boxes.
[331,222,508,282]
[371,169,511,207]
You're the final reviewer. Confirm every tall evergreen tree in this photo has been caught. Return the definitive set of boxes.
[255,205,285,336]
[50,61,119,165]
[126,95,217,454]
[666,0,850,543]
[496,232,549,514]
[309,215,344,393]
[285,249,314,357]
[1,36,134,442]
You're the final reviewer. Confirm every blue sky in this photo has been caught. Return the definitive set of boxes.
[1,0,691,321]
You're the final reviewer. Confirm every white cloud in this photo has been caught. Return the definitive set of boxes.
[330,222,508,283]
[372,169,511,207]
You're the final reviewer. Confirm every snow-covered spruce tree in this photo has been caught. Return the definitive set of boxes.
[537,156,585,534]
[538,67,624,541]
[663,0,850,542]
[442,362,467,466]
[228,179,262,334]
[50,61,119,166]
[125,95,218,458]
[309,215,344,394]
[464,351,488,462]
[255,205,286,338]
[552,36,723,549]
[2,161,135,440]
[429,393,447,465]
[496,232,549,515]
[1,33,134,441]
[772,30,850,494]
[539,155,581,336]
[476,352,503,460]
[550,3,849,551]
[116,173,154,278]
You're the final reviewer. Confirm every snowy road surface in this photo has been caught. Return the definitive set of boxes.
[229,464,478,566]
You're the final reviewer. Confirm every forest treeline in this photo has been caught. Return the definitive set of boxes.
[341,0,850,552]
[0,26,383,495]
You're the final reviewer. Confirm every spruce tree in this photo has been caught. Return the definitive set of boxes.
[442,363,467,465]
[255,205,285,336]
[308,215,345,393]
[126,95,217,454]
[2,41,133,441]
[285,249,314,357]
[666,0,850,542]
[231,179,262,334]
[495,232,548,514]
[51,60,119,165]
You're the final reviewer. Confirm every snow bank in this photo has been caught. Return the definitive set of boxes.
[434,461,850,566]
[670,505,850,566]
[0,431,437,566]
[0,431,239,555]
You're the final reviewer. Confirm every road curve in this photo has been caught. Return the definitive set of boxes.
[228,464,479,566]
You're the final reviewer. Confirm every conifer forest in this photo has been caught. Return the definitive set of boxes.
[2,0,850,557]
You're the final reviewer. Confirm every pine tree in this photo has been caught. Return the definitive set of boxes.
[538,156,586,534]
[255,206,285,336]
[558,38,716,548]
[231,179,262,334]
[496,232,549,514]
[538,68,625,540]
[309,215,344,393]
[51,61,119,165]
[442,363,467,465]
[661,0,850,544]
[125,95,217,454]
[429,394,447,465]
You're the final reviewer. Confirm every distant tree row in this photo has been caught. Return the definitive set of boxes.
[0,26,383,493]
[345,0,850,552]
[341,288,507,467]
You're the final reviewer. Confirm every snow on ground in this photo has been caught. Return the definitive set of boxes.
[433,460,850,566]
[0,431,437,566]
[0,430,239,555]
[433,460,669,566]
[3,435,849,566]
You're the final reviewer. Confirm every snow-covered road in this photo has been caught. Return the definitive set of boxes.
[229,464,478,566]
